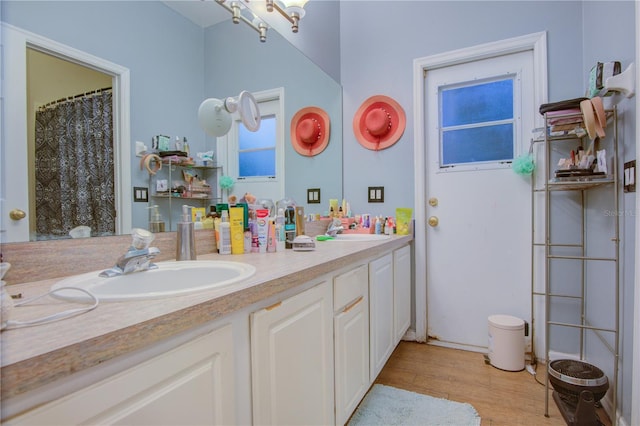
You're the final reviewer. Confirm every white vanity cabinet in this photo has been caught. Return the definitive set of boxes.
[369,252,395,382]
[369,246,412,383]
[5,324,236,426]
[394,244,411,342]
[333,264,369,426]
[250,279,335,426]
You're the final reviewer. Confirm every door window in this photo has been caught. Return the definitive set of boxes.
[439,76,516,169]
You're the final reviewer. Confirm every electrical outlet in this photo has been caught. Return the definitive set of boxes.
[624,160,636,192]
[368,186,384,203]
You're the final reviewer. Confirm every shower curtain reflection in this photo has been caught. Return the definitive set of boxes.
[34,89,116,240]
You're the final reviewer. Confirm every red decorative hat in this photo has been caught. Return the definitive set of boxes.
[353,95,406,150]
[290,106,330,157]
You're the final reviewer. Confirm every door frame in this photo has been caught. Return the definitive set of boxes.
[632,4,640,425]
[1,23,131,241]
[412,32,548,342]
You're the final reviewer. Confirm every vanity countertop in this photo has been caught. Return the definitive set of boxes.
[0,234,412,401]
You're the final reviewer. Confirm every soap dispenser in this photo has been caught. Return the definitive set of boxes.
[148,205,165,233]
[176,205,196,260]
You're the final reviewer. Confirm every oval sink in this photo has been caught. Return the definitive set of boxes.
[51,260,256,302]
[330,234,391,242]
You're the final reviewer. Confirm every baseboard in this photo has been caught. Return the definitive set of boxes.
[402,329,417,341]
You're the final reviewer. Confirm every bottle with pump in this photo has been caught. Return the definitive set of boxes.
[219,210,232,255]
[148,205,165,233]
[176,205,196,260]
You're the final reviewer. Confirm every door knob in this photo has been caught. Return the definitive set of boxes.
[9,209,26,221]
[428,216,439,227]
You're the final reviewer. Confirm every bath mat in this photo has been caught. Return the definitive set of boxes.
[348,384,481,426]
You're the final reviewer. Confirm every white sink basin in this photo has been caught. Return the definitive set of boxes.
[51,260,256,302]
[330,234,391,242]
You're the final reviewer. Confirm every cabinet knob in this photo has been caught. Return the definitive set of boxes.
[428,216,439,227]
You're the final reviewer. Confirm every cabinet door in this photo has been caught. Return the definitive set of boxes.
[6,325,235,426]
[334,296,369,426]
[334,265,369,426]
[251,280,334,426]
[394,245,411,343]
[369,253,394,382]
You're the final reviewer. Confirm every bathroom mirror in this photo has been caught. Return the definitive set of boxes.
[1,0,342,242]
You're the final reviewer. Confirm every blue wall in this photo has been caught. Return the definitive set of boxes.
[203,21,343,214]
[331,1,635,421]
[582,2,636,421]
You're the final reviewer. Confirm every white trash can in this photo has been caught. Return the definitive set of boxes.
[488,314,525,371]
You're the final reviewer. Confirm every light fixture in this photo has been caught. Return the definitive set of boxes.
[215,0,270,42]
[265,0,309,33]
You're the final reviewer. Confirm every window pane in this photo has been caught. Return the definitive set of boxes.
[441,79,513,127]
[239,150,276,177]
[442,124,513,166]
[239,116,275,150]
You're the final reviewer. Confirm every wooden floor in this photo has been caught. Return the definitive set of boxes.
[375,341,611,426]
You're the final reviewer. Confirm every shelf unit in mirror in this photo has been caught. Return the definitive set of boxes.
[149,157,223,231]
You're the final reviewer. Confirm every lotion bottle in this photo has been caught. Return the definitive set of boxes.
[219,210,232,255]
[275,208,286,252]
[176,205,196,260]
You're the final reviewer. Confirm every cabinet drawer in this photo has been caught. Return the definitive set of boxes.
[334,264,368,309]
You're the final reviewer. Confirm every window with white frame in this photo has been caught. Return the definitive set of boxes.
[439,76,516,168]
[222,89,284,202]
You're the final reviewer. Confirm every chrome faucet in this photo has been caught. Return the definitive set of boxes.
[325,218,344,237]
[100,228,160,277]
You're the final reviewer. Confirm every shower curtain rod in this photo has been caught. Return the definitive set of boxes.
[39,86,112,110]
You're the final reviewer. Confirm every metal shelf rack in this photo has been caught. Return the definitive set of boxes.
[530,107,620,420]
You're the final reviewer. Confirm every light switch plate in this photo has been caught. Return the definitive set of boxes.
[133,186,148,202]
[624,160,636,193]
[307,188,321,204]
[368,186,384,203]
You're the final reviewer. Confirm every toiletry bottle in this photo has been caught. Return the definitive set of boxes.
[295,206,305,236]
[275,208,286,251]
[183,137,190,156]
[284,206,296,249]
[267,219,277,253]
[229,206,245,254]
[148,205,165,233]
[374,216,381,234]
[219,210,232,255]
[176,205,197,260]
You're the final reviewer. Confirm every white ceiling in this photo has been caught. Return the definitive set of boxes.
[163,1,230,28]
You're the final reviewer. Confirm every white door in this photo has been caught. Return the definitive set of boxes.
[425,50,535,351]
[0,24,131,243]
